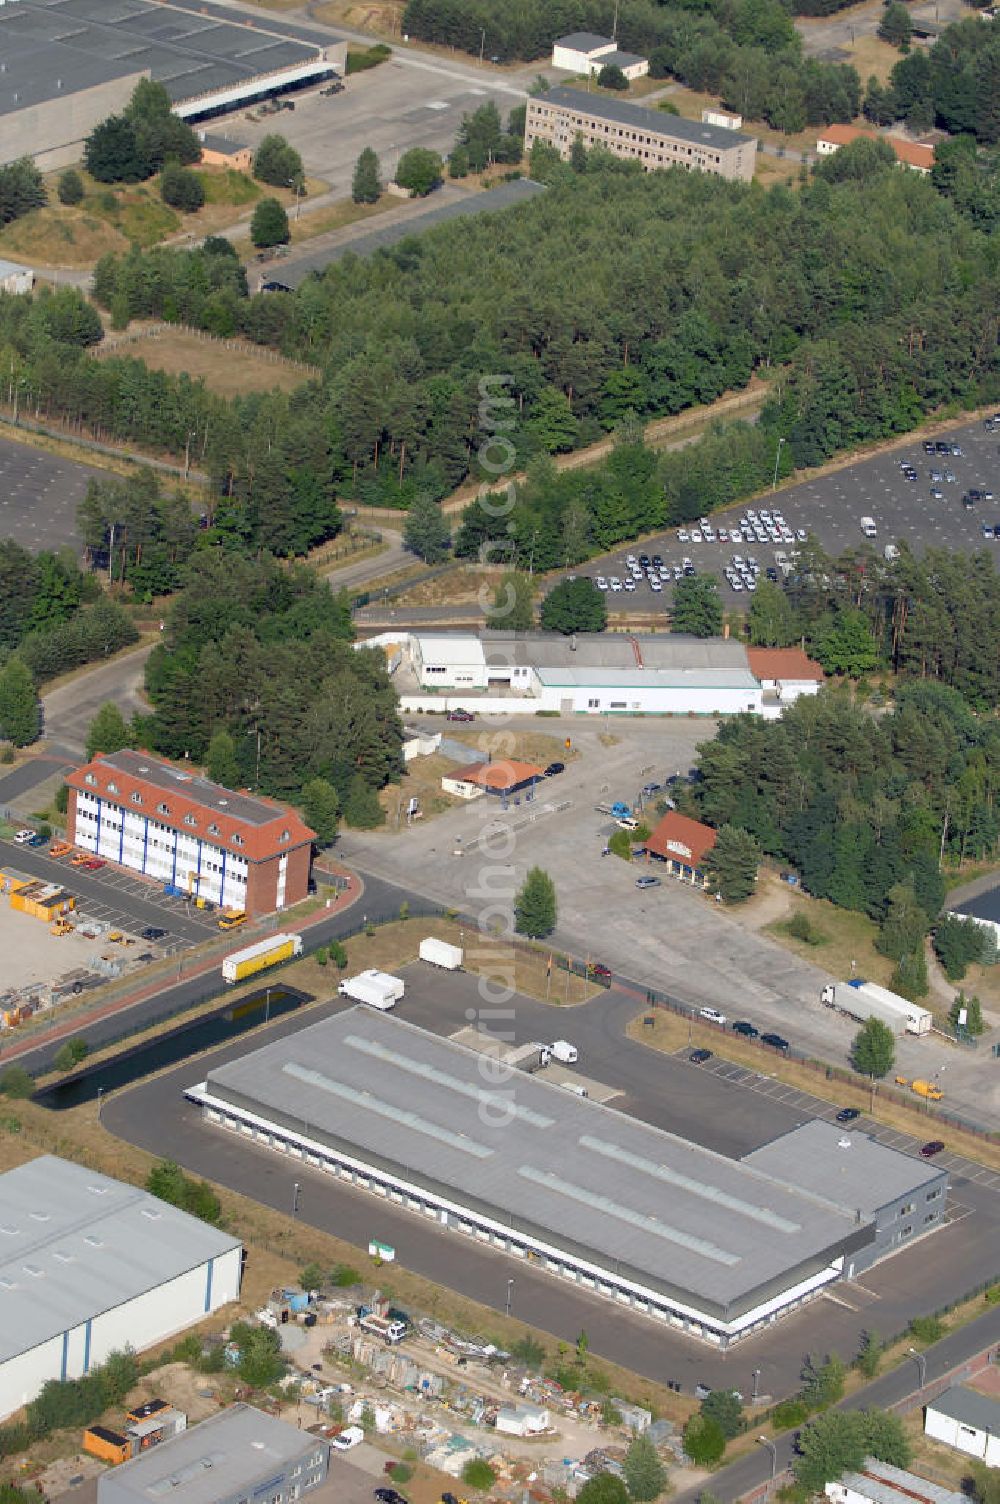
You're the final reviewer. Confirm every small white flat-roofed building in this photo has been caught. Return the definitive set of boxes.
[98,1405,329,1504]
[0,259,35,295]
[826,1460,966,1504]
[747,646,825,718]
[0,1156,242,1422]
[495,1402,551,1437]
[924,1386,1000,1465]
[551,32,617,72]
[410,633,489,690]
[591,48,649,80]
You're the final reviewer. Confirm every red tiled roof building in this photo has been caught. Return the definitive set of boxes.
[644,811,717,887]
[65,750,315,917]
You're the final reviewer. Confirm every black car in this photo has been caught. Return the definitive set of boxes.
[639,553,651,566]
[140,926,167,941]
[761,1032,789,1052]
[374,1491,408,1504]
[766,567,779,582]
[922,440,936,453]
[836,1106,861,1123]
[920,1140,945,1158]
[651,554,663,567]
[731,1020,758,1038]
[690,1048,713,1064]
[935,440,951,455]
[544,761,565,777]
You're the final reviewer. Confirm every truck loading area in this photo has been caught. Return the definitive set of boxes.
[186,1008,948,1348]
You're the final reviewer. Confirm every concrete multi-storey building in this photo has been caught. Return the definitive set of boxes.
[66,750,314,917]
[525,87,756,182]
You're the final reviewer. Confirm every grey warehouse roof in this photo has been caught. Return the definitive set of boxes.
[744,1120,946,1216]
[533,666,758,690]
[540,87,753,150]
[199,1010,869,1319]
[0,1156,240,1364]
[0,0,322,118]
[479,630,750,672]
[837,1462,965,1504]
[927,1385,1000,1433]
[103,1405,322,1504]
[951,887,1000,925]
[554,32,617,53]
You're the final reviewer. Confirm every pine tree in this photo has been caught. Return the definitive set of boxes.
[514,867,557,938]
[0,658,39,747]
[85,701,131,759]
[704,825,761,904]
[487,572,534,630]
[352,147,382,204]
[301,777,340,844]
[403,495,451,563]
[206,728,240,787]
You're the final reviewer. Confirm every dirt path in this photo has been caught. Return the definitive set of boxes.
[439,380,767,513]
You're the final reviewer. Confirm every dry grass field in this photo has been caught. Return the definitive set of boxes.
[94,328,315,398]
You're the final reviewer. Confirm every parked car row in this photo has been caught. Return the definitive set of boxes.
[680,507,807,549]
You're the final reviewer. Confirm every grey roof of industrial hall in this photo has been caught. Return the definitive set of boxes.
[198,1009,868,1315]
[479,630,750,673]
[91,749,288,830]
[539,87,754,149]
[554,32,617,54]
[836,1461,965,1504]
[597,50,648,68]
[950,888,1000,925]
[101,1405,322,1504]
[743,1120,946,1217]
[0,1156,240,1364]
[534,666,758,691]
[278,180,547,289]
[927,1384,1000,1432]
[0,0,322,118]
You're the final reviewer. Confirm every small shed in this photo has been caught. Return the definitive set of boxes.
[0,259,34,295]
[924,1385,1000,1466]
[198,131,253,172]
[447,759,544,804]
[495,1401,551,1437]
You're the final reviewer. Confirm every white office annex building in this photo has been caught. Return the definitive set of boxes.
[187,1010,912,1348]
[0,1157,242,1421]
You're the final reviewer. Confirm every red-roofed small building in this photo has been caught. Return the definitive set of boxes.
[815,124,935,174]
[65,750,314,917]
[747,646,825,718]
[440,758,544,804]
[644,812,717,887]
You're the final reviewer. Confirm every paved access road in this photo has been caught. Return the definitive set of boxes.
[100,951,1000,1401]
[0,432,103,553]
[677,1303,1000,1502]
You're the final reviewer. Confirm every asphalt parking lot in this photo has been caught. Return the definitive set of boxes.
[0,435,101,554]
[0,838,218,952]
[213,55,525,194]
[102,965,1000,1397]
[570,414,1000,609]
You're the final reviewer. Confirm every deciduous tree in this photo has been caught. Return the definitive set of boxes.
[540,577,607,633]
[851,1017,895,1078]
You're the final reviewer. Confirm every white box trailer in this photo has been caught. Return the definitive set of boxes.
[338,969,405,1010]
[419,936,463,970]
[821,980,932,1035]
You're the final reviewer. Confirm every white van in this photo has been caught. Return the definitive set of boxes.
[860,516,877,538]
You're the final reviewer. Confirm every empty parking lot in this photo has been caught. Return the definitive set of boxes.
[0,435,103,554]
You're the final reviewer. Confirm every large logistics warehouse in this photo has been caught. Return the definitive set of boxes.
[186,1011,945,1347]
[0,1156,242,1421]
[0,0,344,169]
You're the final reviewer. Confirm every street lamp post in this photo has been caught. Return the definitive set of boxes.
[907,1347,927,1390]
[758,1436,778,1480]
[292,1181,301,1218]
[772,437,786,491]
[479,27,486,63]
[752,1368,761,1404]
[505,1278,515,1318]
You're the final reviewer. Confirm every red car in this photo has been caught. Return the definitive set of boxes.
[446,708,474,722]
[81,857,106,871]
[588,962,612,982]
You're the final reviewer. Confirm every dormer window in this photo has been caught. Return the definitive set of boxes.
[184,814,197,827]
[208,822,220,836]
[130,791,142,804]
[84,773,97,787]
[157,802,170,815]
[231,833,244,847]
